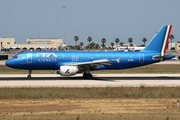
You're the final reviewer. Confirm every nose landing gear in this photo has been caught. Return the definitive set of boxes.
[27,70,32,78]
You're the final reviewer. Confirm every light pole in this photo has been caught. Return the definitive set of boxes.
[61,6,67,45]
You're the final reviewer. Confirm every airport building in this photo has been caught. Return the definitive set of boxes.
[168,43,176,50]
[175,43,180,52]
[0,38,63,53]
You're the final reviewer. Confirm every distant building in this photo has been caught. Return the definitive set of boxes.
[175,43,180,52]
[0,38,15,53]
[168,43,176,50]
[25,38,63,51]
[114,44,136,48]
[0,38,63,53]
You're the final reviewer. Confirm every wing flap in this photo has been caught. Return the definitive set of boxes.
[66,59,119,69]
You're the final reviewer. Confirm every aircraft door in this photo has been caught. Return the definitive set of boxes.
[139,53,144,63]
[76,56,79,61]
[27,53,32,63]
[72,56,75,61]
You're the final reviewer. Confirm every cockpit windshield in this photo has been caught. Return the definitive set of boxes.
[13,56,21,59]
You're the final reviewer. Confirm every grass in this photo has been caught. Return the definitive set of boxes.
[1,87,180,119]
[1,64,180,74]
[0,87,180,99]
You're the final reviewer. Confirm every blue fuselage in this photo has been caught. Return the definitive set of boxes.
[5,51,174,70]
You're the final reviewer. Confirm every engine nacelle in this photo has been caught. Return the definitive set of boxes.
[57,66,78,76]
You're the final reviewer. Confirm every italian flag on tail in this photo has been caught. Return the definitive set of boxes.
[160,25,172,61]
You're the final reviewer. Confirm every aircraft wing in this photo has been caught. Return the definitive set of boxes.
[66,59,119,69]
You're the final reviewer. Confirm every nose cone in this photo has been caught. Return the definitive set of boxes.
[5,59,13,68]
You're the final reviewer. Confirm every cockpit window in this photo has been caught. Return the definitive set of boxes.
[13,56,21,59]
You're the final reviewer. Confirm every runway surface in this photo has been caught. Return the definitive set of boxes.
[0,74,180,87]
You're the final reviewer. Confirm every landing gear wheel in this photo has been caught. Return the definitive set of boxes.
[83,73,93,79]
[27,75,31,78]
[87,74,92,79]
[27,70,32,78]
[83,73,87,78]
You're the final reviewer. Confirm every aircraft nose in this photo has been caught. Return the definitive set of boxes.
[5,60,13,67]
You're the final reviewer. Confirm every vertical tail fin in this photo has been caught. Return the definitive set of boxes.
[142,25,172,56]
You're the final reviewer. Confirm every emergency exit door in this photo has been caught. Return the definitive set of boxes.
[139,53,144,63]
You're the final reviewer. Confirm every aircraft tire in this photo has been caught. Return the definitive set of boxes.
[88,74,93,79]
[83,73,92,79]
[27,75,31,78]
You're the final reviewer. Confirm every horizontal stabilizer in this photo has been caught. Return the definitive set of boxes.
[153,55,174,60]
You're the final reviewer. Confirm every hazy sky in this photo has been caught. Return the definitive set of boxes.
[0,0,179,46]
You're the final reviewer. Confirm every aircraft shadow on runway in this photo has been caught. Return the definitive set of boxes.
[0,76,180,81]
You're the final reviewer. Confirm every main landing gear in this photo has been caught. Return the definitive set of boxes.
[83,72,93,79]
[83,69,93,79]
[27,70,32,78]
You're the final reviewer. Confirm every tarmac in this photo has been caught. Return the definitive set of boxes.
[0,74,180,87]
[1,60,180,88]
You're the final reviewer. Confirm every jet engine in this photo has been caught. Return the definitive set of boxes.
[56,66,78,76]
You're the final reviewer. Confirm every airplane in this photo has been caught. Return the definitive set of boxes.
[5,25,174,79]
[114,47,145,51]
